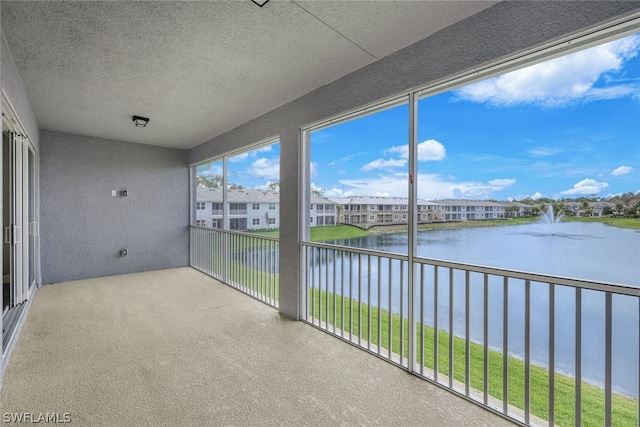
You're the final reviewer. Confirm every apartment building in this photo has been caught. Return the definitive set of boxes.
[564,201,616,217]
[332,196,445,226]
[196,188,336,230]
[435,199,507,221]
[334,196,519,225]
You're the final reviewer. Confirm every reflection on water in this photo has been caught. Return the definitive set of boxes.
[316,222,640,397]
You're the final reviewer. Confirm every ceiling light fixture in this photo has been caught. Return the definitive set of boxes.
[251,0,269,7]
[132,115,149,127]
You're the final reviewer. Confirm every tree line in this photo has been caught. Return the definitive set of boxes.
[516,192,640,217]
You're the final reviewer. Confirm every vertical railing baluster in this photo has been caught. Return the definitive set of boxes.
[388,258,393,361]
[378,256,382,355]
[248,238,251,294]
[326,248,330,330]
[233,233,237,286]
[341,251,345,338]
[503,276,509,415]
[304,246,313,320]
[211,229,215,275]
[209,229,213,276]
[242,235,246,290]
[197,228,201,272]
[449,267,454,389]
[434,265,439,382]
[333,250,337,334]
[224,231,229,284]
[274,240,278,304]
[465,270,470,397]
[400,261,405,366]
[192,228,197,270]
[266,240,270,303]
[549,283,555,427]
[483,273,489,405]
[251,236,255,295]
[259,238,263,300]
[368,254,372,351]
[319,248,324,327]
[525,280,531,425]
[350,252,354,342]
[206,228,209,275]
[228,233,233,285]
[576,287,582,427]
[358,253,362,346]
[605,292,612,427]
[420,263,425,377]
[311,247,316,324]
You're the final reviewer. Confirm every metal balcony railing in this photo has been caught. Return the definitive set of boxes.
[190,226,279,308]
[302,241,640,427]
[189,226,638,426]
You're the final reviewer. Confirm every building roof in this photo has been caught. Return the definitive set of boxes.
[197,187,335,205]
[432,199,506,207]
[332,195,438,206]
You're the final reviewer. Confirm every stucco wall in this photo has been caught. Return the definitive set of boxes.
[1,31,39,148]
[187,1,640,319]
[40,130,189,284]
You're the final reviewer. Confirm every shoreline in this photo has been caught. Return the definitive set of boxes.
[353,216,640,236]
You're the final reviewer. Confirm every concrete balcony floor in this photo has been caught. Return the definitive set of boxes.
[1,268,514,426]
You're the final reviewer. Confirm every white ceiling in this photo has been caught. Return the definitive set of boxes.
[1,1,496,149]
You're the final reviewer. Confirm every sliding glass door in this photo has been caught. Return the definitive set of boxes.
[2,127,37,350]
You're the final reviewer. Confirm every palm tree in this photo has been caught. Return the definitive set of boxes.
[579,201,592,217]
[553,201,568,217]
[538,203,548,215]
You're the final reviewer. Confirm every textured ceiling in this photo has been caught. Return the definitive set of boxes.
[1,1,496,149]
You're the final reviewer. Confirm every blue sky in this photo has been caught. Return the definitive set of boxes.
[202,33,640,201]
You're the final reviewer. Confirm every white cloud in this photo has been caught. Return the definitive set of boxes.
[455,35,640,107]
[249,157,280,180]
[229,145,273,162]
[334,174,515,200]
[361,158,407,171]
[558,178,609,196]
[387,139,446,162]
[513,192,545,201]
[488,178,516,187]
[528,147,563,157]
[229,152,249,162]
[199,163,222,176]
[611,165,633,176]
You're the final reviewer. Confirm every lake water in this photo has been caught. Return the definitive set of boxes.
[318,222,640,397]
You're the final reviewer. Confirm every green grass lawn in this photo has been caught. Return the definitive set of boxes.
[564,216,640,230]
[309,289,637,427]
[251,225,371,241]
[311,224,370,241]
